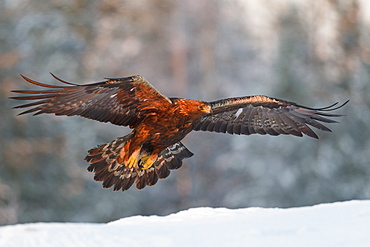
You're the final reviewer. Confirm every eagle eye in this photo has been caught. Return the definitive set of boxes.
[199,103,211,113]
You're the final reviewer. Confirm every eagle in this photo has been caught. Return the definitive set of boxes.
[11,74,348,192]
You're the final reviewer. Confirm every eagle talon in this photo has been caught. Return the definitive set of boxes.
[127,156,137,168]
[126,149,141,168]
[138,156,148,169]
[139,156,156,169]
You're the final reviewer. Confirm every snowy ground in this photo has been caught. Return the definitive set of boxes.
[0,200,369,247]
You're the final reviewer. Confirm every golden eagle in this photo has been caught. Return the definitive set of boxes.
[11,74,348,191]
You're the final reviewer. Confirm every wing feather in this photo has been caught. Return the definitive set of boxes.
[193,95,348,139]
[11,74,172,127]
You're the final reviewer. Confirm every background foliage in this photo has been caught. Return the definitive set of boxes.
[1,0,369,225]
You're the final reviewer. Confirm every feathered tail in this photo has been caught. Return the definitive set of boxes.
[85,133,193,191]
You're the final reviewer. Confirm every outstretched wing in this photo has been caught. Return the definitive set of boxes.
[193,95,348,139]
[11,74,172,128]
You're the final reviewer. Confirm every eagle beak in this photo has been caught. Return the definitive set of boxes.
[201,104,212,114]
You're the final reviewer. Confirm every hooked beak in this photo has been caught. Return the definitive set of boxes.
[201,104,213,114]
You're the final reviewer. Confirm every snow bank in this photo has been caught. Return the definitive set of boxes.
[0,200,369,247]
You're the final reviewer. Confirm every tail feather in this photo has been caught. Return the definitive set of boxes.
[86,136,128,164]
[85,134,194,191]
[117,174,136,191]
[145,168,158,186]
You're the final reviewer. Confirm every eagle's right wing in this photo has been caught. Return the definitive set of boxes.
[11,74,172,128]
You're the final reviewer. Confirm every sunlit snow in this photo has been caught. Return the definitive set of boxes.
[0,200,369,247]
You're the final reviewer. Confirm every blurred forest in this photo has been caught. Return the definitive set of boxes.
[1,0,369,225]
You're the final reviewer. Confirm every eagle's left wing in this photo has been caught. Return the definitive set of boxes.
[192,95,348,139]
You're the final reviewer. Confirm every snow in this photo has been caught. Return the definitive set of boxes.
[0,200,369,247]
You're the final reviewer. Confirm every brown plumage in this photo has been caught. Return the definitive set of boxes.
[11,74,348,191]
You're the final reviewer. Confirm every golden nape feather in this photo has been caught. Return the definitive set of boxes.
[11,74,348,191]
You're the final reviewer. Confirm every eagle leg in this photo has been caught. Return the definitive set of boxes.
[126,149,140,168]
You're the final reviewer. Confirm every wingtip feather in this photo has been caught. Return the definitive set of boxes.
[49,72,78,86]
[19,74,67,89]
